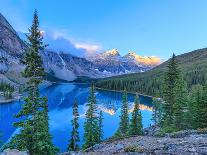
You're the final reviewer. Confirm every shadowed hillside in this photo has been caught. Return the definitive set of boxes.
[96,48,207,96]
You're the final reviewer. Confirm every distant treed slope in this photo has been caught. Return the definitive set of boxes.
[96,48,207,96]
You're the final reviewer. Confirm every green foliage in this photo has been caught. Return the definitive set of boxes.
[83,83,99,149]
[68,99,80,151]
[96,48,207,96]
[162,54,180,127]
[6,10,57,155]
[200,84,207,128]
[97,111,104,143]
[116,90,129,137]
[0,81,15,99]
[189,84,207,129]
[129,93,143,136]
[151,98,163,125]
[189,85,204,129]
[173,76,189,130]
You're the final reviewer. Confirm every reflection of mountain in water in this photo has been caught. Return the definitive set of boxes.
[41,83,90,109]
[0,83,153,152]
[98,103,153,116]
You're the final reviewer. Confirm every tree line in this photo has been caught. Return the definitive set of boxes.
[95,52,207,98]
[0,10,143,153]
[1,9,207,155]
[0,81,15,99]
[151,54,207,133]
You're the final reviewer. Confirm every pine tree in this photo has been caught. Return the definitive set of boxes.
[189,85,203,129]
[162,53,180,127]
[199,84,207,128]
[83,83,99,149]
[129,93,143,135]
[152,98,163,125]
[68,99,80,151]
[7,10,57,155]
[173,76,189,130]
[97,111,104,143]
[189,83,207,129]
[117,90,129,137]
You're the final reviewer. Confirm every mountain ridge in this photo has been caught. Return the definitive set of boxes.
[96,47,207,96]
[0,12,162,85]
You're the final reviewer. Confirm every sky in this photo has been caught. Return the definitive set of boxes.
[1,0,207,59]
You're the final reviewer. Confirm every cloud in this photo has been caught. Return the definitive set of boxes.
[74,43,101,53]
[44,29,102,57]
[19,28,102,57]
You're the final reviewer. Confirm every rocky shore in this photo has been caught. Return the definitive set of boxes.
[2,129,207,155]
[63,129,207,155]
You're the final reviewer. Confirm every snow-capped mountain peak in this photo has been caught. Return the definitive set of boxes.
[124,51,162,66]
[104,49,120,56]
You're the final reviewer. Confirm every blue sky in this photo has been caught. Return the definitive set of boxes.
[1,0,207,59]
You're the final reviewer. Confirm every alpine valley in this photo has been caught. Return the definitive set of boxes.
[0,12,162,86]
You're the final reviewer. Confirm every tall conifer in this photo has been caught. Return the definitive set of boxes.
[97,111,104,143]
[152,98,163,125]
[68,99,80,151]
[189,85,203,129]
[83,83,99,149]
[117,90,129,137]
[129,93,143,135]
[7,10,57,155]
[198,84,207,128]
[162,53,180,127]
[173,76,189,130]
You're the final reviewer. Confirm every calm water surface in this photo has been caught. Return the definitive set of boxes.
[0,83,153,152]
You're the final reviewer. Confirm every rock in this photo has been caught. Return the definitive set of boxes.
[73,133,207,155]
[0,149,28,155]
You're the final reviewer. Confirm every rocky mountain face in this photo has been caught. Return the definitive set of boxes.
[87,49,162,75]
[0,12,162,84]
[0,13,27,86]
[40,50,103,81]
[0,13,26,58]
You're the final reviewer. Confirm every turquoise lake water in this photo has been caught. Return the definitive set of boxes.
[0,83,153,152]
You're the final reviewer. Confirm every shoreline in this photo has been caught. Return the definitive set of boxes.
[95,87,155,98]
[0,95,22,104]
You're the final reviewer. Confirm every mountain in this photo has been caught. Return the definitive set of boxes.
[0,13,27,86]
[40,50,103,81]
[124,52,162,66]
[96,48,207,96]
[87,49,162,76]
[0,12,162,85]
[0,13,26,58]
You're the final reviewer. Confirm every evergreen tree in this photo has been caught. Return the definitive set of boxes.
[199,84,207,128]
[152,98,163,125]
[7,10,57,155]
[129,93,143,135]
[117,90,129,137]
[97,111,104,143]
[189,85,203,129]
[173,76,189,130]
[68,99,80,151]
[83,83,99,149]
[189,83,207,129]
[162,53,180,127]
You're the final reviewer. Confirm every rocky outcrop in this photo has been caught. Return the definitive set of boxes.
[0,149,28,155]
[63,130,207,155]
[0,13,26,58]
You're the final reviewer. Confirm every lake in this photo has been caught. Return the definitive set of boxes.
[0,83,153,152]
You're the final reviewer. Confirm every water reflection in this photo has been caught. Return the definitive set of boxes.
[0,83,153,152]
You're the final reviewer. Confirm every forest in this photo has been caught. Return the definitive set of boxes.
[95,48,207,97]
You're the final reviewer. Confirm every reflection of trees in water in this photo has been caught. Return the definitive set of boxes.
[97,99,153,116]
